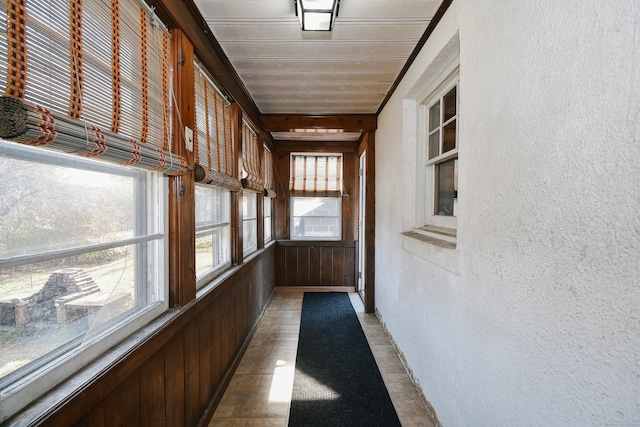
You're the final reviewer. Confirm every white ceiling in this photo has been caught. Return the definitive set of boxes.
[194,0,442,116]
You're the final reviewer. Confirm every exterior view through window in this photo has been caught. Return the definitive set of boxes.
[195,185,231,286]
[242,192,258,255]
[291,197,341,240]
[0,141,165,388]
[289,153,343,240]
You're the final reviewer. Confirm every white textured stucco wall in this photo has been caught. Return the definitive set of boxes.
[375,1,640,426]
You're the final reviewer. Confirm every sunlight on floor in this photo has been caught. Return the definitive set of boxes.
[268,359,296,403]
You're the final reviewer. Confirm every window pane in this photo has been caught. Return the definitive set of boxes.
[442,119,457,153]
[195,227,229,280]
[0,243,145,379]
[195,185,230,227]
[195,185,230,283]
[435,158,457,217]
[0,155,136,258]
[428,101,440,132]
[291,197,341,240]
[264,197,272,243]
[443,86,457,122]
[243,192,257,255]
[242,192,257,220]
[428,132,440,160]
[243,219,257,254]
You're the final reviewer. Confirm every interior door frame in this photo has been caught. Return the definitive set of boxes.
[357,132,375,313]
[357,151,367,301]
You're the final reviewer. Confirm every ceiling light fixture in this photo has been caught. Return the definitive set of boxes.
[291,128,344,133]
[295,0,340,31]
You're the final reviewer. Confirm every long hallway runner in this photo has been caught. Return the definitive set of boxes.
[288,292,401,426]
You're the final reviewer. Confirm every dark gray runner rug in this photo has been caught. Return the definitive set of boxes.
[288,292,401,426]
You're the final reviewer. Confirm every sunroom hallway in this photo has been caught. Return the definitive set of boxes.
[208,290,434,426]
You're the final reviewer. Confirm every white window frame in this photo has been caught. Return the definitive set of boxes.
[0,141,168,420]
[264,196,273,244]
[290,196,342,241]
[242,191,258,256]
[417,66,459,240]
[194,184,231,287]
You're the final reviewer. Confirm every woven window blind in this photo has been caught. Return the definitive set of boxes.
[193,61,240,191]
[263,145,276,198]
[0,0,185,175]
[290,154,342,197]
[241,118,263,192]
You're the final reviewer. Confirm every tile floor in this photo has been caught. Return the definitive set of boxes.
[208,290,435,427]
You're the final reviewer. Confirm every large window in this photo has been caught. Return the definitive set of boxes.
[242,192,258,256]
[0,140,166,416]
[422,73,458,234]
[195,185,231,286]
[289,153,343,241]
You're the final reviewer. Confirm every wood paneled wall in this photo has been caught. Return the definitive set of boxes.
[275,241,355,287]
[7,247,275,427]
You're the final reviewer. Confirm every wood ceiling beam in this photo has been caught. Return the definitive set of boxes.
[260,115,377,133]
[274,141,359,153]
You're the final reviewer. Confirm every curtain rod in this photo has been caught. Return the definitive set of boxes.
[194,61,232,106]
[137,0,171,37]
[242,117,258,137]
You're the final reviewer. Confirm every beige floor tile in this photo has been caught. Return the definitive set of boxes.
[394,398,434,419]
[219,375,275,403]
[249,329,300,347]
[226,401,290,418]
[265,299,303,311]
[245,418,288,427]
[236,345,298,375]
[212,404,236,418]
[400,415,437,427]
[371,349,410,374]
[363,330,394,345]
[208,418,249,427]
[209,418,288,427]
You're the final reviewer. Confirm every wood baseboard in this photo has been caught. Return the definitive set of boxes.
[276,286,355,293]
